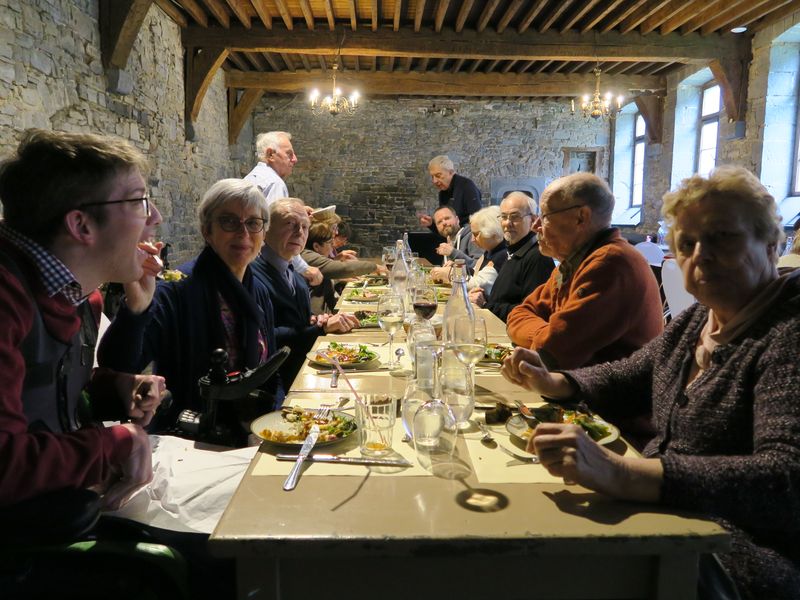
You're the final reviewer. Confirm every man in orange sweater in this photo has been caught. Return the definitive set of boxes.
[506,173,663,370]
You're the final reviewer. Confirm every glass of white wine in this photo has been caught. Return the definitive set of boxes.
[377,293,405,369]
[448,315,487,409]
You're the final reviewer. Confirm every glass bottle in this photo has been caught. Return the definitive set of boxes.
[390,239,409,299]
[442,259,474,370]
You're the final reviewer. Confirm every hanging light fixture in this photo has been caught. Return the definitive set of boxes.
[571,67,623,120]
[309,63,359,116]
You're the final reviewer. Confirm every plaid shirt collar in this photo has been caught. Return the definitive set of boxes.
[0,221,85,305]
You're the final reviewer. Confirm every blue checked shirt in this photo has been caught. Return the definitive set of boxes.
[0,221,85,305]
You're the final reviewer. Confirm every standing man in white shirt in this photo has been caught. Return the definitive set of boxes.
[244,131,322,286]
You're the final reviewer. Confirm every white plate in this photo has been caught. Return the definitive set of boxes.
[311,205,336,218]
[505,414,620,446]
[306,348,380,370]
[345,287,388,303]
[251,409,356,447]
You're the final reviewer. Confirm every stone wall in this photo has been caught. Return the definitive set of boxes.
[250,96,608,255]
[0,0,248,264]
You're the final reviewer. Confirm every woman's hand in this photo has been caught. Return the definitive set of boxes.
[323,312,360,334]
[501,347,574,398]
[530,423,663,502]
[124,241,163,314]
[468,287,486,307]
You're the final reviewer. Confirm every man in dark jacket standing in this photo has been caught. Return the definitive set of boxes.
[419,155,482,228]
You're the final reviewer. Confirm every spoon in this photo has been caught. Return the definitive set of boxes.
[475,421,497,449]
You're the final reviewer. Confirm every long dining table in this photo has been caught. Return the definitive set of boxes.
[210,280,729,600]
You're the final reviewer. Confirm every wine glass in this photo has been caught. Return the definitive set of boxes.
[377,294,404,369]
[381,245,396,270]
[412,284,438,322]
[448,315,487,409]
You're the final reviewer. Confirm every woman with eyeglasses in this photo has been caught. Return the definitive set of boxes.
[98,179,280,437]
[302,220,387,314]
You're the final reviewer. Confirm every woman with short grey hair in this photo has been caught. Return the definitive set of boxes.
[99,178,280,441]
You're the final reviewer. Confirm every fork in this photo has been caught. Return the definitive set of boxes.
[315,404,332,421]
[496,444,539,464]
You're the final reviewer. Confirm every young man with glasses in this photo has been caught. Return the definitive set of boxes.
[506,172,663,373]
[0,129,165,511]
[468,191,555,322]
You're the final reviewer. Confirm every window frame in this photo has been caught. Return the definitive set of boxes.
[695,82,721,177]
[631,113,646,207]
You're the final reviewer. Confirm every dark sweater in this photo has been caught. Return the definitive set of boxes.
[485,234,555,322]
[566,273,800,600]
[436,173,482,227]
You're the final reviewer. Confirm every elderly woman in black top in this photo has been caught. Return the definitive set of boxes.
[99,179,279,437]
[502,166,800,599]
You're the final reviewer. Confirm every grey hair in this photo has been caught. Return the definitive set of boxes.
[255,131,291,160]
[198,179,268,235]
[268,197,306,223]
[502,191,538,217]
[428,155,455,172]
[546,173,614,226]
[470,205,503,241]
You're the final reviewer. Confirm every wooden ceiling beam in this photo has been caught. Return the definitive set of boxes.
[100,0,154,69]
[318,56,327,70]
[704,0,789,35]
[517,59,535,73]
[451,57,464,72]
[560,0,602,34]
[299,0,315,30]
[455,0,473,33]
[250,0,272,29]
[468,58,482,73]
[497,0,524,33]
[532,60,552,73]
[600,0,648,33]
[476,0,500,33]
[751,0,800,33]
[226,51,249,70]
[371,0,379,31]
[176,0,208,27]
[272,0,293,30]
[539,0,575,33]
[418,57,430,71]
[640,0,692,35]
[348,0,357,30]
[228,87,264,144]
[436,57,448,71]
[619,0,672,35]
[184,25,742,64]
[300,54,312,71]
[434,0,450,32]
[200,0,230,27]
[634,95,663,143]
[580,0,623,33]
[154,0,188,27]
[501,59,517,73]
[243,51,265,70]
[262,52,281,71]
[709,56,748,121]
[517,0,548,33]
[680,0,741,34]
[414,0,425,32]
[484,59,500,72]
[323,0,335,30]
[226,69,664,96]
[186,46,228,124]
[393,0,402,31]
[280,53,296,72]
[659,0,708,35]
[697,0,759,36]
[223,0,250,28]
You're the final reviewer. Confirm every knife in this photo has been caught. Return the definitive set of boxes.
[276,453,412,467]
[282,424,319,491]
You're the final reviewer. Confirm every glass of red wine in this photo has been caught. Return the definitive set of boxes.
[412,285,438,321]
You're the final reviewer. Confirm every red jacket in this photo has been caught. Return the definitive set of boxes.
[506,229,663,369]
[0,240,132,507]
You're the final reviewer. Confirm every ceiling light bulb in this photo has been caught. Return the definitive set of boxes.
[730,26,747,33]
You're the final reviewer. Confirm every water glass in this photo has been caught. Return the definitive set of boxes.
[407,319,436,371]
[356,395,396,456]
[401,381,433,441]
[440,366,474,428]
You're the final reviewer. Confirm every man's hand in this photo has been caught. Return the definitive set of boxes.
[500,347,573,398]
[374,264,389,276]
[429,265,450,283]
[124,374,167,427]
[101,423,153,510]
[419,214,433,227]
[302,266,323,286]
[436,243,454,257]
[323,312,360,334]
[124,241,163,314]
[469,287,486,307]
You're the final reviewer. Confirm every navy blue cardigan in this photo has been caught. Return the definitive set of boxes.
[250,253,321,389]
[97,256,279,431]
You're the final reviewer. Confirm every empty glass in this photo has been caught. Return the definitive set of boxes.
[440,366,474,428]
[377,294,404,369]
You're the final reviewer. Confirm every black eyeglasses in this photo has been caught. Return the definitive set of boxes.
[497,212,532,223]
[216,215,267,233]
[539,204,585,220]
[80,195,151,218]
